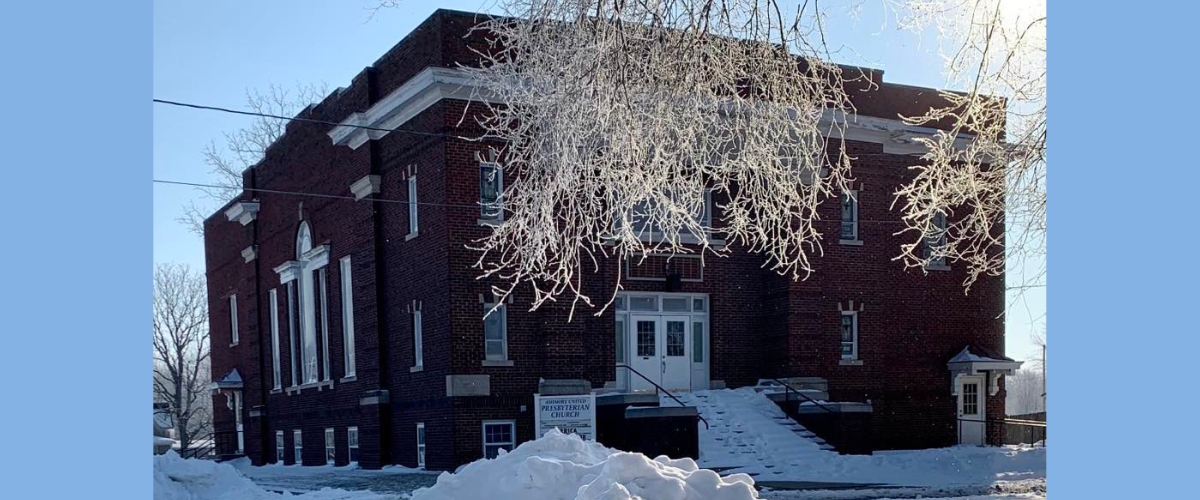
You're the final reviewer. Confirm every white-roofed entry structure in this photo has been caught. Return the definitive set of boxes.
[211,368,245,457]
[947,346,1023,445]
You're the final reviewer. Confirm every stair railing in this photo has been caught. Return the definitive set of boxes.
[615,364,709,430]
[767,377,838,415]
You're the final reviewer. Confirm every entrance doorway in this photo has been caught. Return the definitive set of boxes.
[956,375,986,445]
[615,293,708,392]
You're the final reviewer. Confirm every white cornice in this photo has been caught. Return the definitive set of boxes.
[224,202,260,226]
[329,67,488,150]
[274,260,300,284]
[328,67,974,156]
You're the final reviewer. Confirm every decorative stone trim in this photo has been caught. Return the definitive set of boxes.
[241,245,258,263]
[350,175,381,200]
[224,201,260,226]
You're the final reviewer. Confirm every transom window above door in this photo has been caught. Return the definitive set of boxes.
[617,294,706,313]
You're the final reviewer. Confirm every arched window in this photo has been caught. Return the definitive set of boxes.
[296,222,312,259]
[295,222,319,384]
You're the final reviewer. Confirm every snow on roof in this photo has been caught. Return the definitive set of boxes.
[949,345,1017,364]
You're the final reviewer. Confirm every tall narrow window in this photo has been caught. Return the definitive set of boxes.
[270,288,281,390]
[480,162,503,221]
[229,295,239,346]
[339,256,356,378]
[692,321,704,363]
[924,212,948,267]
[482,420,515,459]
[319,268,331,381]
[297,223,318,384]
[275,430,284,463]
[293,430,303,465]
[840,311,859,360]
[413,309,424,368]
[840,191,859,241]
[407,176,419,236]
[347,427,360,464]
[416,423,426,469]
[324,428,336,465]
[287,281,298,387]
[483,303,508,361]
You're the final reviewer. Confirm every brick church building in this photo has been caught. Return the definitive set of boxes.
[204,9,1020,471]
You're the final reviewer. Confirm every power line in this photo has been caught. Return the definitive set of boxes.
[153,98,479,141]
[153,98,940,158]
[154,179,484,209]
[154,178,913,224]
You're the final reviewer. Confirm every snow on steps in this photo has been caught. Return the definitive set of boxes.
[677,388,841,477]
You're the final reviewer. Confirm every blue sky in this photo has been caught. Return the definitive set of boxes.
[153,0,1046,362]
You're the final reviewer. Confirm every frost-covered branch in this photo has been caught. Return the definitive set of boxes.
[888,0,1046,291]
[467,0,867,317]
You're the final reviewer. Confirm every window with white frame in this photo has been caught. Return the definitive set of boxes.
[296,223,318,384]
[229,295,239,346]
[480,161,503,221]
[319,267,331,381]
[347,427,360,463]
[340,256,356,378]
[325,428,336,465]
[293,430,303,464]
[269,288,282,390]
[287,281,298,387]
[413,308,424,368]
[482,420,515,459]
[840,311,859,360]
[275,430,284,463]
[840,191,859,241]
[924,212,948,267]
[483,303,508,361]
[416,423,426,469]
[407,176,419,236]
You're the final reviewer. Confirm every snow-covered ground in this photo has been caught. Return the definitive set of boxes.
[155,450,404,499]
[155,389,1045,500]
[157,431,761,500]
[231,459,437,495]
[674,388,1046,488]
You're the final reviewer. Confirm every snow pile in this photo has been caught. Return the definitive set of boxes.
[155,450,277,500]
[411,429,759,500]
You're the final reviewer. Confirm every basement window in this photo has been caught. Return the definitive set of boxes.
[347,427,360,464]
[482,420,515,459]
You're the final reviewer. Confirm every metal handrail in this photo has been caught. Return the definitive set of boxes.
[767,377,838,415]
[615,364,709,430]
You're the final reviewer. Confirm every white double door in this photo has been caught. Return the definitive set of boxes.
[629,315,692,392]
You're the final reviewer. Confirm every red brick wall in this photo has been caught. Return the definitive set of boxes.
[204,8,1008,470]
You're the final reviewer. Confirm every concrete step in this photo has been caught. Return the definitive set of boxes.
[764,390,830,404]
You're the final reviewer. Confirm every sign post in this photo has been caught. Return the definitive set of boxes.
[534,393,597,440]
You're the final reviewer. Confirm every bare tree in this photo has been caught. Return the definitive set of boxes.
[467,0,865,318]
[1005,366,1044,416]
[153,263,211,451]
[177,83,329,235]
[378,0,1046,313]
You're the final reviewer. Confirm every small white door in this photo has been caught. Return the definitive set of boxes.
[629,316,660,392]
[957,376,986,446]
[660,316,692,391]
